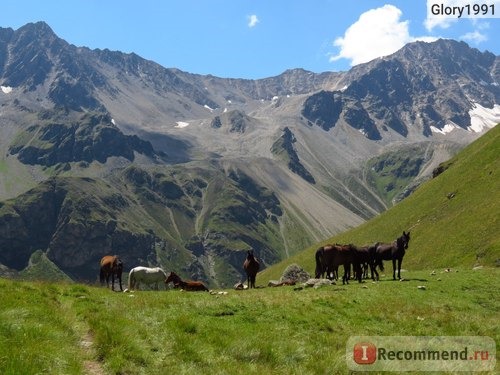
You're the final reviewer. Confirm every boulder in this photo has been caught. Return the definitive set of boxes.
[280,264,310,283]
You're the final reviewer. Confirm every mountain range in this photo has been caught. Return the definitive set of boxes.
[0,22,498,287]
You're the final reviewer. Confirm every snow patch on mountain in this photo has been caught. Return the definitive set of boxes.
[175,121,189,128]
[430,123,461,135]
[1,86,13,94]
[468,103,500,132]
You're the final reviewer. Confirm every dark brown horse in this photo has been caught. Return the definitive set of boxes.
[374,231,411,280]
[243,250,260,288]
[315,244,362,284]
[100,255,123,291]
[315,244,337,279]
[165,271,208,291]
[348,244,378,281]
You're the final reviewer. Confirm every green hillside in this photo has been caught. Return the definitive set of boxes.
[260,125,500,281]
[0,162,294,287]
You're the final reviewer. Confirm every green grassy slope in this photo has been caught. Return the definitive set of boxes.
[0,268,498,374]
[261,125,500,282]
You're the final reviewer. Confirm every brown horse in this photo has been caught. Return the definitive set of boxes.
[165,271,208,291]
[315,244,339,280]
[374,231,411,280]
[100,255,123,291]
[315,244,361,284]
[243,250,260,288]
[348,244,378,281]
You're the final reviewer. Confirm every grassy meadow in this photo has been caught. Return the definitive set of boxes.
[0,267,498,374]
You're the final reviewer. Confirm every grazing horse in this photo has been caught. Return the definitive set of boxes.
[374,231,411,280]
[165,272,208,291]
[315,244,361,284]
[315,245,338,279]
[100,255,123,291]
[243,250,260,288]
[127,266,167,291]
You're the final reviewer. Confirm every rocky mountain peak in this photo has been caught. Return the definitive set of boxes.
[301,39,500,138]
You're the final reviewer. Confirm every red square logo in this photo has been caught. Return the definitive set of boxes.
[353,342,377,364]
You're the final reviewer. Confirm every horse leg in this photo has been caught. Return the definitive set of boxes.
[392,259,397,280]
[398,258,402,279]
[369,262,376,281]
[355,263,362,283]
[111,272,115,291]
[315,261,322,279]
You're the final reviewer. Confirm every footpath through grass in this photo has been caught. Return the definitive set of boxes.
[0,267,498,374]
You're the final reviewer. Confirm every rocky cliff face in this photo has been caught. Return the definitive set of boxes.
[303,40,499,139]
[0,22,498,285]
[8,110,155,166]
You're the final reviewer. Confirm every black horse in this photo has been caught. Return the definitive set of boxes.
[373,231,411,280]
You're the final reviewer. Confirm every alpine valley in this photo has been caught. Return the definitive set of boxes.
[0,22,498,287]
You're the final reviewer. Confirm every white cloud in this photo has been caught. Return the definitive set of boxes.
[330,5,436,66]
[460,19,490,45]
[461,30,487,44]
[424,0,457,31]
[248,14,259,28]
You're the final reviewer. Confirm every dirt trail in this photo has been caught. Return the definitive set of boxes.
[80,332,106,375]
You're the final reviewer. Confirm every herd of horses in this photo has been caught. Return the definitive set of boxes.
[315,231,411,283]
[99,231,410,292]
[99,256,208,292]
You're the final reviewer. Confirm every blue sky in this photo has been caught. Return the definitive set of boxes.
[1,0,499,79]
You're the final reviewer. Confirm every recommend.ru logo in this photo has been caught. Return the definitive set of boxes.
[346,336,496,372]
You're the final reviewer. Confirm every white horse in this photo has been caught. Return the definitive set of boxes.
[125,267,167,291]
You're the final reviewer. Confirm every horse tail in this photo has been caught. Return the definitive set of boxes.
[315,247,324,278]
